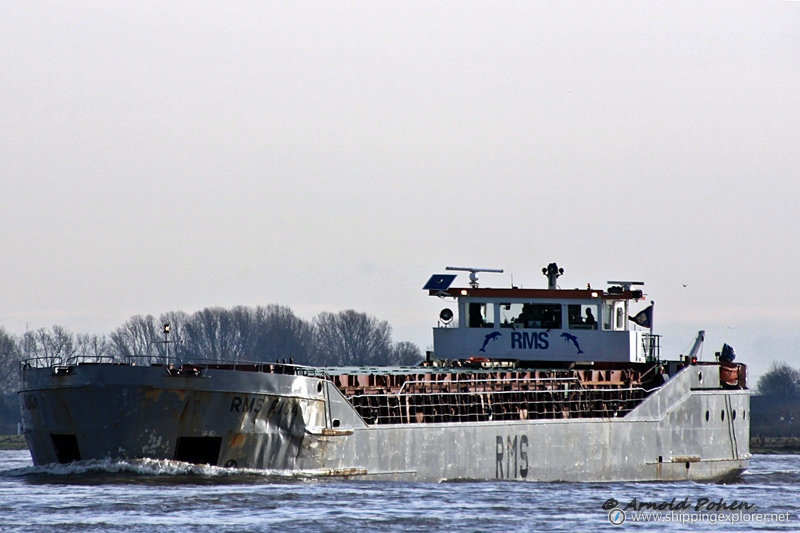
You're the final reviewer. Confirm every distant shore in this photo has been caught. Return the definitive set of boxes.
[751,436,800,454]
[0,435,25,450]
[1,435,798,454]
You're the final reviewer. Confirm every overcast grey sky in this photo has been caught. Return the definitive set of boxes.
[2,2,797,378]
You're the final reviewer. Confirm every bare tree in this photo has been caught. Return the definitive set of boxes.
[312,310,393,366]
[0,328,21,394]
[158,310,190,360]
[110,315,160,361]
[757,362,800,399]
[229,306,262,360]
[74,333,113,360]
[252,305,314,363]
[20,326,76,364]
[182,307,248,361]
[390,341,423,366]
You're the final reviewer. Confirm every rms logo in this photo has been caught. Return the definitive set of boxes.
[483,331,584,354]
[510,331,549,350]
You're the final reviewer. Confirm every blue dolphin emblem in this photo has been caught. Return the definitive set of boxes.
[560,332,584,354]
[479,331,502,352]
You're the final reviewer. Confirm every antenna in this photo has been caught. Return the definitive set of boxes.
[151,323,177,365]
[162,323,171,364]
[445,266,504,288]
[607,280,645,291]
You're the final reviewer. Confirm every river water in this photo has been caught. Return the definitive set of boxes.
[0,450,797,532]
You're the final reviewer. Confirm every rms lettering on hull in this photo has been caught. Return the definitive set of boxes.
[496,435,529,479]
[230,396,264,413]
[510,331,550,350]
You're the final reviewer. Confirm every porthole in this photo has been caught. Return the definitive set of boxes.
[732,410,737,420]
[705,410,710,422]
[743,410,746,420]
[658,455,663,463]
[685,462,690,469]
[721,410,725,421]
[317,382,323,393]
[698,371,703,383]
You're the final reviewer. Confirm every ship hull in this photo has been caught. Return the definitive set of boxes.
[19,363,749,482]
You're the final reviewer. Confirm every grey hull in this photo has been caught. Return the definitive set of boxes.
[19,363,749,482]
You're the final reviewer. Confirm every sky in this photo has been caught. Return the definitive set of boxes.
[1,2,798,381]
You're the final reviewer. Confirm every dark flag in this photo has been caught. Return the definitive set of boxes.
[720,343,736,362]
[629,305,653,328]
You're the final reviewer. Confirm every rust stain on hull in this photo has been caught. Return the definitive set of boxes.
[319,428,354,436]
[322,467,367,477]
[144,389,162,401]
[229,433,247,448]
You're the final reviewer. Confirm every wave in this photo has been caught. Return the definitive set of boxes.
[741,471,800,486]
[3,457,324,480]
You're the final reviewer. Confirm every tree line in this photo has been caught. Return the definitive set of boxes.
[0,305,422,395]
[756,362,800,399]
[752,362,800,438]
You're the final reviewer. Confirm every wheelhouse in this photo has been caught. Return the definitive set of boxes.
[425,264,658,363]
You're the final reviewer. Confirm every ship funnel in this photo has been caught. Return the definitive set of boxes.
[542,262,564,290]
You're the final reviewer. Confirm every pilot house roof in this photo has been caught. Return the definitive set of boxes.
[428,287,644,301]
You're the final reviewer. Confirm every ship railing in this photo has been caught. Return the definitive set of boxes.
[119,354,187,366]
[19,353,313,373]
[394,376,583,395]
[346,378,657,425]
[187,358,310,375]
[643,333,661,362]
[65,354,123,365]
[19,354,186,370]
[56,354,184,367]
[20,356,64,370]
[637,362,663,384]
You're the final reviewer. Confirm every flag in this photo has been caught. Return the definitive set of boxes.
[629,305,653,329]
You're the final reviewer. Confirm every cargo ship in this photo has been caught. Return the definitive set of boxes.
[18,263,749,481]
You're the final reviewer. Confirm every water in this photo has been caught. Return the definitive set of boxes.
[0,450,798,532]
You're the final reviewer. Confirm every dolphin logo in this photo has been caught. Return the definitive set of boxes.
[479,331,502,352]
[560,332,584,354]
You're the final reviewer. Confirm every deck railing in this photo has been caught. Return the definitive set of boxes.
[343,374,655,425]
[19,356,64,369]
[19,353,306,375]
[643,333,661,362]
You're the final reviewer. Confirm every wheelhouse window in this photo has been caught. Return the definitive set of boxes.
[499,302,561,329]
[603,301,627,331]
[568,304,598,330]
[603,302,613,330]
[467,302,495,328]
[616,306,625,330]
[500,303,523,327]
